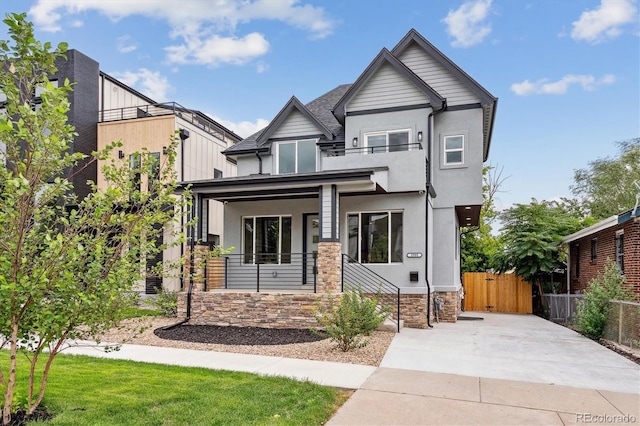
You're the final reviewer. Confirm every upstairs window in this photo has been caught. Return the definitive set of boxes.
[277,139,317,174]
[364,130,410,153]
[148,152,161,191]
[213,168,223,179]
[444,135,464,165]
[590,238,597,261]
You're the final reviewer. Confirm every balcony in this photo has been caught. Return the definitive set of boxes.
[98,102,229,140]
[322,143,426,192]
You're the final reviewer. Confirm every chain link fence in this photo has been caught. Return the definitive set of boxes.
[543,294,583,324]
[603,300,640,349]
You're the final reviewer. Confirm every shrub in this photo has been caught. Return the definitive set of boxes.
[148,289,178,317]
[313,286,391,352]
[577,258,632,339]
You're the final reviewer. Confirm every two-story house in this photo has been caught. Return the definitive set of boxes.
[47,49,242,294]
[182,29,497,325]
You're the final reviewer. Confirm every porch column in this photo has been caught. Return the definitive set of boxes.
[317,184,341,293]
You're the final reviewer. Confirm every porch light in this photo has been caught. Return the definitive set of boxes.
[162,146,168,155]
[417,131,423,142]
[352,137,358,147]
[118,150,125,159]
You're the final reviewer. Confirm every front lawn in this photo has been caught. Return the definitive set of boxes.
[0,352,349,425]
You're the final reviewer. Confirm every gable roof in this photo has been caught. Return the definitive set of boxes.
[332,48,445,124]
[257,96,333,143]
[224,85,350,156]
[392,29,498,161]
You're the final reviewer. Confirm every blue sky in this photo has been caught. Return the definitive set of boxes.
[1,0,638,211]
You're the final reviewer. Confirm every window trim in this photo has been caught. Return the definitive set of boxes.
[363,129,412,154]
[346,210,403,264]
[443,134,465,166]
[275,138,318,174]
[242,215,292,265]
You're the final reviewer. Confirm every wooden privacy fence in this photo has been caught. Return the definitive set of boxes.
[463,273,532,314]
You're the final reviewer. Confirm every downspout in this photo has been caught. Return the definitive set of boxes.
[425,106,446,328]
[256,151,263,175]
[162,195,197,330]
[425,111,434,328]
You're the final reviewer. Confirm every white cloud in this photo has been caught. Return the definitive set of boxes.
[207,114,270,139]
[70,19,83,28]
[442,0,493,48]
[117,35,138,54]
[110,68,172,102]
[571,0,638,43]
[165,32,270,67]
[510,74,616,95]
[256,61,269,73]
[28,0,334,67]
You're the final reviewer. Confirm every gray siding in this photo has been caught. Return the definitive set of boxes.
[431,108,484,208]
[398,44,479,107]
[431,207,460,292]
[271,110,320,138]
[347,63,430,112]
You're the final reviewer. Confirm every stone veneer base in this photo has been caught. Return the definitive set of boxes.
[178,291,432,329]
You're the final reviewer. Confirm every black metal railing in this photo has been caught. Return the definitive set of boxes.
[341,254,401,332]
[325,143,422,157]
[98,102,229,140]
[202,253,317,292]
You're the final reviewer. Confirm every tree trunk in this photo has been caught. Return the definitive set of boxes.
[2,319,19,425]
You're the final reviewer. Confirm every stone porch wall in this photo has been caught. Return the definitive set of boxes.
[179,292,341,329]
[178,291,431,329]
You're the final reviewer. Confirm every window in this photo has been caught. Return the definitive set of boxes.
[615,231,624,272]
[277,139,317,174]
[243,216,292,264]
[213,168,223,179]
[347,211,402,263]
[148,152,160,191]
[364,130,410,153]
[590,238,597,261]
[444,135,464,165]
[129,153,141,191]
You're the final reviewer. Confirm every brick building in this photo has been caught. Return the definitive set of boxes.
[563,210,639,300]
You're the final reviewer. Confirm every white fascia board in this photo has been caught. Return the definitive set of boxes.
[561,216,618,244]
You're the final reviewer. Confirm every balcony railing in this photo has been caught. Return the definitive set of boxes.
[98,102,229,140]
[325,143,422,157]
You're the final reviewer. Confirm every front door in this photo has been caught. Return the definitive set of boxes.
[304,214,319,285]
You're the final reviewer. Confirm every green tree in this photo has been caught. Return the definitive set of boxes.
[571,138,640,219]
[0,14,188,424]
[494,199,588,302]
[461,165,504,273]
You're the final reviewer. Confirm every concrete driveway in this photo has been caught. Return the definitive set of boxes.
[381,312,639,393]
[329,312,640,425]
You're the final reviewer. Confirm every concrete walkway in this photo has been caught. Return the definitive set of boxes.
[64,312,639,425]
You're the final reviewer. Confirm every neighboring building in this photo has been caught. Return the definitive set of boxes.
[182,29,497,324]
[563,209,640,300]
[52,50,241,293]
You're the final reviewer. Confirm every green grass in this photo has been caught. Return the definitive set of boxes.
[120,306,165,319]
[0,352,348,425]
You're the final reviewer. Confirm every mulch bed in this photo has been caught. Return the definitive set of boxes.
[154,325,327,346]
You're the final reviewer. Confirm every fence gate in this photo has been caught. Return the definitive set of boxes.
[463,273,532,314]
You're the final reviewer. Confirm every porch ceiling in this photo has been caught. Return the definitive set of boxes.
[179,168,388,202]
[455,204,482,227]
